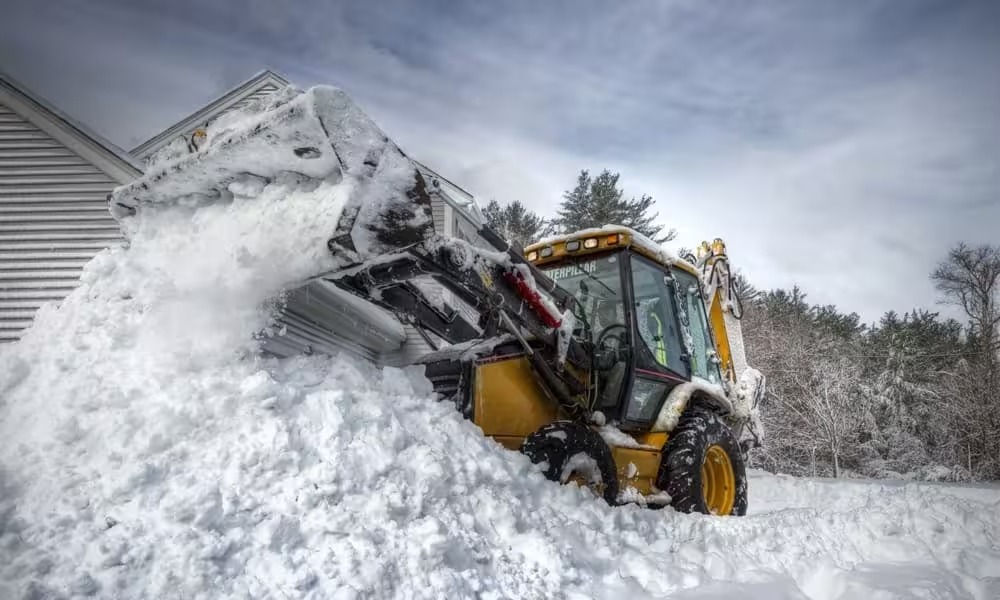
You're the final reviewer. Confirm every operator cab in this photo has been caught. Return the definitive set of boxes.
[525,227,723,430]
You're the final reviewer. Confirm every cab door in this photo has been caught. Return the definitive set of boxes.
[672,269,725,385]
[621,254,688,427]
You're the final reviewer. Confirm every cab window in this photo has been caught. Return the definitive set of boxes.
[630,256,685,375]
[674,270,721,383]
[541,253,624,343]
[543,253,628,411]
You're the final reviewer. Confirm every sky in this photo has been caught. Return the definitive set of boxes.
[1,0,998,323]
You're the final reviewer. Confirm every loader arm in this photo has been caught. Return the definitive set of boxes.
[694,239,766,446]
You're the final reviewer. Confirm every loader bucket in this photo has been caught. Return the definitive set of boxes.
[109,86,435,269]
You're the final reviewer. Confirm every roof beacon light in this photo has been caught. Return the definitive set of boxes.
[606,233,620,245]
[583,238,599,249]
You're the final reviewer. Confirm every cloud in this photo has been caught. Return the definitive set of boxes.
[1,0,997,322]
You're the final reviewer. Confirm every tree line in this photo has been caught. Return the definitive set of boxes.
[484,170,999,481]
[742,245,1000,481]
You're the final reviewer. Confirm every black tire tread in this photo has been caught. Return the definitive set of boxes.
[521,421,620,505]
[658,408,748,515]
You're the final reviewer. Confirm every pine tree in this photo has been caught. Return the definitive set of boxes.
[732,272,759,304]
[482,199,551,250]
[553,170,675,242]
[860,310,970,479]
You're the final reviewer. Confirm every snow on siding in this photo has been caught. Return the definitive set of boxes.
[0,101,122,342]
[129,72,289,164]
[225,82,283,115]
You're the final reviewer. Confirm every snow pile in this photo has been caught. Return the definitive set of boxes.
[1,117,999,600]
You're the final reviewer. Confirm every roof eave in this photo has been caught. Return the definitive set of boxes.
[0,71,143,182]
[130,69,291,159]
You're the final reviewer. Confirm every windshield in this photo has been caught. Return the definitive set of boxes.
[540,252,624,340]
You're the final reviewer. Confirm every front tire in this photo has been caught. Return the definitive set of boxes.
[521,422,619,505]
[658,409,747,516]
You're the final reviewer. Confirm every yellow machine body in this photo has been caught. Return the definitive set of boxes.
[469,352,670,494]
[469,227,746,499]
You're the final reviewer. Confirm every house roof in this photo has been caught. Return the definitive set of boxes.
[0,71,144,182]
[130,69,291,160]
[415,160,484,225]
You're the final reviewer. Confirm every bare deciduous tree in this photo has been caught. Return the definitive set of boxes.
[772,358,870,477]
[931,243,1000,477]
[931,244,1000,374]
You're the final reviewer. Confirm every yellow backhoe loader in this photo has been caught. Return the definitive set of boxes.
[109,86,764,515]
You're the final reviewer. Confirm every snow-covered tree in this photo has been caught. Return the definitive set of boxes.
[781,357,871,478]
[742,287,870,477]
[931,243,1000,478]
[482,199,551,250]
[553,170,675,242]
[859,311,966,477]
[742,275,989,480]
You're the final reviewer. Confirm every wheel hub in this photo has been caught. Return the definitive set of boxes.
[701,444,736,515]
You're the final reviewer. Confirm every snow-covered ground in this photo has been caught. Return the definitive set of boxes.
[2,91,1000,599]
[3,333,999,599]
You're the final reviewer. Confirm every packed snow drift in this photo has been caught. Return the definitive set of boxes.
[2,88,1000,599]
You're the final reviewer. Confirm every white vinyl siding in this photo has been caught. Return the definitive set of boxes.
[381,323,437,367]
[0,101,121,342]
[432,194,447,234]
[262,280,407,364]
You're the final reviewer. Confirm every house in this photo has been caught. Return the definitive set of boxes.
[0,72,143,342]
[0,70,487,364]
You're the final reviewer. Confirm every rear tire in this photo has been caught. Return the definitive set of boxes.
[521,422,619,505]
[658,409,747,516]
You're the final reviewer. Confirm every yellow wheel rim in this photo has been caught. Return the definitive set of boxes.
[701,445,736,515]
